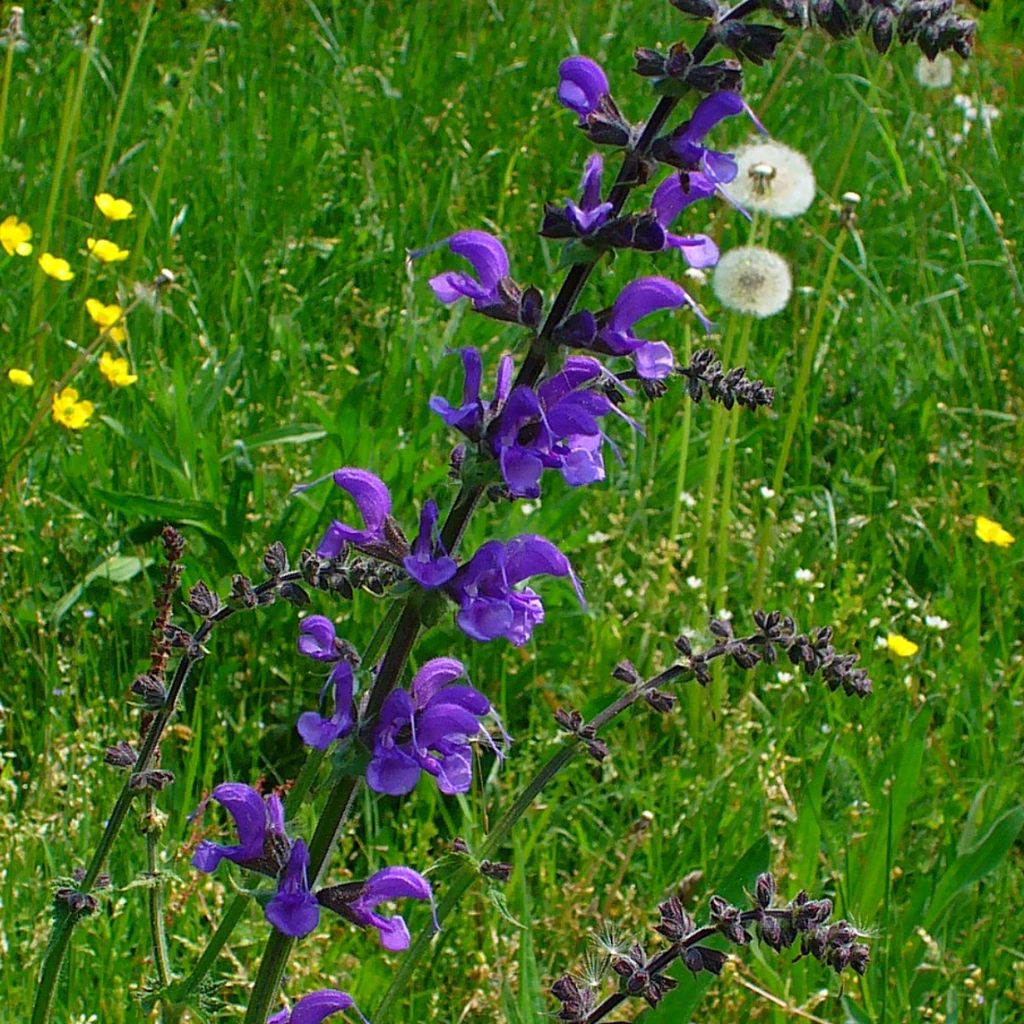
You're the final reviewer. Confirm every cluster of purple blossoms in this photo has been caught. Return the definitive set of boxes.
[191,783,435,945]
[295,616,356,750]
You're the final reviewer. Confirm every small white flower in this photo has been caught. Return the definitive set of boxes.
[520,502,537,516]
[777,671,793,684]
[715,608,733,622]
[686,575,703,590]
[794,568,815,584]
[760,486,776,500]
[713,246,792,318]
[723,141,816,219]
[679,490,698,508]
[904,597,919,610]
[925,614,950,631]
[793,511,806,525]
[612,572,627,589]
[587,530,612,544]
[874,635,888,650]
[683,267,707,288]
[915,53,953,89]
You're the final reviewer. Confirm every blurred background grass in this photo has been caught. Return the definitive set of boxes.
[1,1,1021,1021]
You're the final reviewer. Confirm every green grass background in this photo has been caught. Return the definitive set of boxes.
[1,0,1022,1021]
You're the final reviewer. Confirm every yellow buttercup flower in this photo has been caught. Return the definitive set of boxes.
[99,352,138,387]
[38,252,75,281]
[94,193,134,221]
[108,325,127,344]
[86,237,129,263]
[886,633,919,657]
[85,298,123,328]
[8,368,34,387]
[974,515,1014,548]
[1,214,33,256]
[52,386,95,430]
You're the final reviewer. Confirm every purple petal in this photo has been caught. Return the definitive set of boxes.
[410,657,467,706]
[431,746,474,795]
[493,355,515,408]
[503,589,547,647]
[633,341,676,379]
[366,747,422,796]
[537,357,603,408]
[557,56,609,118]
[297,616,338,662]
[191,783,268,872]
[499,447,544,498]
[682,90,745,144]
[456,596,515,642]
[562,440,606,487]
[403,553,458,589]
[651,173,718,227]
[609,277,686,333]
[326,468,392,547]
[456,347,483,405]
[425,684,491,717]
[447,230,509,291]
[265,841,320,938]
[580,153,604,210]
[363,866,434,907]
[666,232,719,268]
[288,990,363,1024]
[704,149,738,184]
[417,703,483,747]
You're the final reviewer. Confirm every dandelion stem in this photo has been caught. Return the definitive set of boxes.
[0,26,17,166]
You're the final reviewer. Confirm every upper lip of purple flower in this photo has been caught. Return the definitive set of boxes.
[429,347,514,442]
[557,56,610,120]
[297,467,393,559]
[564,154,615,235]
[268,989,367,1024]
[297,615,342,662]
[427,230,511,309]
[667,90,745,184]
[297,660,356,751]
[191,782,285,873]
[402,499,458,589]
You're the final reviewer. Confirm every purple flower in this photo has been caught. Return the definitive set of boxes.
[366,657,508,796]
[557,56,610,120]
[542,154,614,239]
[317,866,438,952]
[304,468,393,559]
[427,230,510,310]
[402,500,457,589]
[429,347,514,442]
[650,173,721,268]
[492,357,633,498]
[297,615,343,662]
[598,276,709,378]
[266,839,320,938]
[665,90,746,184]
[297,661,355,750]
[447,535,585,646]
[191,783,286,874]
[267,989,368,1024]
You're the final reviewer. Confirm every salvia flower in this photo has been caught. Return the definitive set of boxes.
[430,346,514,444]
[597,276,708,378]
[447,535,585,646]
[557,56,610,120]
[649,173,721,267]
[366,657,508,796]
[1,214,33,256]
[297,468,395,559]
[297,660,355,750]
[712,246,792,318]
[659,90,746,184]
[317,865,438,951]
[541,154,615,239]
[265,840,320,938]
[298,615,345,662]
[268,989,369,1024]
[192,783,288,873]
[402,499,458,588]
[492,357,632,497]
[723,141,816,219]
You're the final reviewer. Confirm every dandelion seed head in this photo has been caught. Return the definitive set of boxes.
[713,245,792,318]
[724,141,815,219]
[915,54,953,90]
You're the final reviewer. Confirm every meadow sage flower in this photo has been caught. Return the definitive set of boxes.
[52,387,94,429]
[265,840,320,938]
[99,352,138,387]
[94,192,134,220]
[85,298,123,328]
[268,990,369,1024]
[316,866,437,951]
[297,615,345,661]
[649,173,721,267]
[662,90,746,184]
[723,141,816,219]
[712,246,792,318]
[86,237,130,263]
[8,368,33,387]
[447,535,585,646]
[191,782,287,873]
[974,515,1014,548]
[297,660,355,751]
[429,347,513,442]
[402,499,458,589]
[541,153,615,238]
[886,633,919,657]
[1,214,33,256]
[307,468,393,558]
[557,56,610,120]
[366,657,508,796]
[38,252,74,281]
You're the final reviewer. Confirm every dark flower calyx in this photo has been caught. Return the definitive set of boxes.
[645,688,676,713]
[130,769,176,792]
[580,94,634,148]
[131,672,168,707]
[709,894,752,944]
[712,21,786,65]
[263,540,289,576]
[755,871,777,909]
[612,660,643,686]
[480,860,513,883]
[670,0,720,17]
[55,888,99,915]
[228,574,259,609]
[551,973,597,1021]
[186,581,221,618]
[278,581,311,607]
[104,741,137,768]
[656,894,695,941]
[685,59,744,94]
[683,945,728,974]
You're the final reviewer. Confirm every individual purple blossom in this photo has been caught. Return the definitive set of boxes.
[447,535,585,646]
[429,347,514,443]
[191,783,286,874]
[650,173,721,267]
[557,56,610,119]
[267,989,369,1024]
[597,276,710,378]
[492,357,633,498]
[426,230,509,310]
[366,657,508,796]
[542,154,614,238]
[299,468,392,559]
[297,615,343,662]
[297,660,355,750]
[664,90,746,184]
[317,866,438,951]
[402,500,457,589]
[265,840,320,938]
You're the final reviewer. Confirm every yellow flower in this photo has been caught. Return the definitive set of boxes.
[99,352,138,387]
[86,237,129,263]
[85,297,123,328]
[1,214,33,256]
[8,368,34,387]
[38,252,75,281]
[886,633,919,657]
[108,325,127,344]
[974,515,1014,548]
[52,386,95,430]
[94,193,134,221]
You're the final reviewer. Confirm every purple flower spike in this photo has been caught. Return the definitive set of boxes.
[267,989,369,1024]
[558,56,610,119]
[346,866,438,951]
[191,783,284,874]
[403,500,457,589]
[428,230,509,310]
[315,468,393,558]
[448,535,585,646]
[266,840,321,938]
[297,616,342,662]
[297,661,355,750]
[666,90,745,185]
[367,657,508,796]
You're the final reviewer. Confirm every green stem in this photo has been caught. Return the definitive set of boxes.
[145,795,173,991]
[0,30,16,166]
[666,322,694,559]
[169,891,250,1005]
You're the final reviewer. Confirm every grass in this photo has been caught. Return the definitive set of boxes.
[1,1,1022,1021]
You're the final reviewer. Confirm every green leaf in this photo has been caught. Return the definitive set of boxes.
[51,554,153,623]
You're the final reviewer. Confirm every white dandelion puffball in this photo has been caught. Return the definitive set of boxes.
[724,141,816,219]
[915,53,953,89]
[713,246,792,318]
